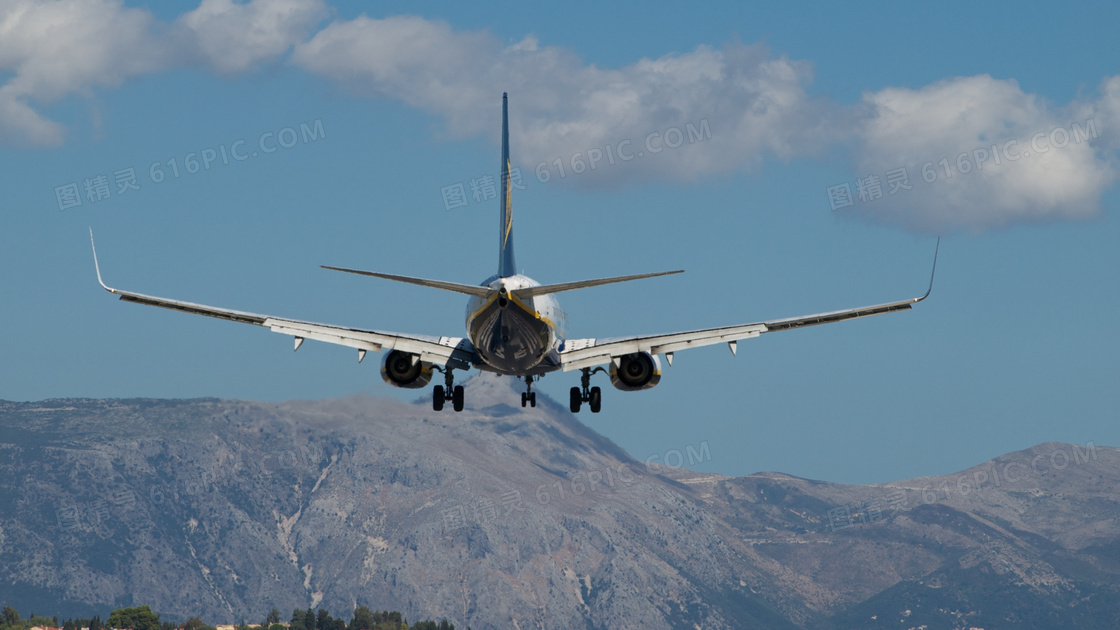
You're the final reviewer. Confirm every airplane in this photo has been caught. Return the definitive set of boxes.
[90,93,937,414]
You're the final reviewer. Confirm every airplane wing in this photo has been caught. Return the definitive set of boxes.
[90,231,475,369]
[558,295,923,371]
[559,241,939,372]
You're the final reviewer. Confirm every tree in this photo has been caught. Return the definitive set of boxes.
[410,622,453,630]
[107,607,160,630]
[286,609,318,630]
[3,607,19,627]
[266,610,280,626]
[348,607,373,630]
[288,610,308,630]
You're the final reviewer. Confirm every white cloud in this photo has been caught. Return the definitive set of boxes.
[844,75,1116,232]
[174,0,328,75]
[2,5,1116,233]
[292,16,1119,232]
[291,16,837,183]
[0,0,325,146]
[0,0,165,145]
[1086,75,1120,153]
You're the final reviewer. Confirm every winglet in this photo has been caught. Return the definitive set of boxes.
[89,227,114,292]
[918,236,940,302]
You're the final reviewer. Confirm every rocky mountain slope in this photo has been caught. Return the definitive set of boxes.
[2,375,1118,629]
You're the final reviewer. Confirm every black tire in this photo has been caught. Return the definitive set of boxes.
[529,392,536,408]
[570,387,582,413]
[521,392,528,408]
[452,385,465,412]
[433,386,445,411]
[589,386,602,413]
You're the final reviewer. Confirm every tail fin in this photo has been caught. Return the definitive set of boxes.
[498,92,516,278]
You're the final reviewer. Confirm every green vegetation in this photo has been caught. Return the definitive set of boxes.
[287,606,453,630]
[178,618,215,630]
[107,607,160,630]
[0,606,455,630]
[1,607,61,630]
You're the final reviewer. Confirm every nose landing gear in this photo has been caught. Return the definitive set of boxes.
[520,374,539,408]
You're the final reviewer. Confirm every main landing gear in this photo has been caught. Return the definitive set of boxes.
[521,375,537,408]
[432,367,464,412]
[570,367,605,414]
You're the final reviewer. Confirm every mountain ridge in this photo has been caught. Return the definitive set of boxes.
[2,376,1118,629]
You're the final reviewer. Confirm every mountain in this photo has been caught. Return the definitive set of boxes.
[2,375,1118,629]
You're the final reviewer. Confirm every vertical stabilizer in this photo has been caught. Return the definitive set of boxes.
[498,92,516,277]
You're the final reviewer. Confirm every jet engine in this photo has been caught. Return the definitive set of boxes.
[609,352,662,391]
[380,350,434,389]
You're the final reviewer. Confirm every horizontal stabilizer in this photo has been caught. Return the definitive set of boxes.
[321,265,493,298]
[512,269,684,299]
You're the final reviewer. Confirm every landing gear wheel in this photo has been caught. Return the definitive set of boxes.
[452,385,465,412]
[570,387,582,413]
[520,375,539,409]
[589,386,602,413]
[433,385,445,411]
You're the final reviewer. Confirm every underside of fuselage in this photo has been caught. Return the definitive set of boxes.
[466,275,563,374]
[469,297,553,373]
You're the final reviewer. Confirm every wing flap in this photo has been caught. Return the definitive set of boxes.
[761,299,916,332]
[265,319,472,366]
[265,319,384,352]
[117,292,269,326]
[559,323,766,371]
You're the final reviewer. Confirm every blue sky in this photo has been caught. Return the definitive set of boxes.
[1,0,1118,484]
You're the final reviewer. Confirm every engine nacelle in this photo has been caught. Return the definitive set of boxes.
[609,352,662,391]
[380,350,434,389]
